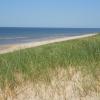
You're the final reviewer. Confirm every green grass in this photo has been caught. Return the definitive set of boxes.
[0,34,100,89]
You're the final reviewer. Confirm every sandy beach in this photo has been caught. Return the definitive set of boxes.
[0,33,97,54]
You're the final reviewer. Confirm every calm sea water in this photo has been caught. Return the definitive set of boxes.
[0,27,100,45]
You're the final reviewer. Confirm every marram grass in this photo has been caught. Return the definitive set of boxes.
[0,34,100,89]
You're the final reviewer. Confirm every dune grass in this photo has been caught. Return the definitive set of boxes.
[0,34,100,90]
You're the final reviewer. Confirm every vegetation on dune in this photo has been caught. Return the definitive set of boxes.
[0,34,100,89]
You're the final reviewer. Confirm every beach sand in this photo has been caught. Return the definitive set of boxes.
[1,67,100,100]
[0,33,97,54]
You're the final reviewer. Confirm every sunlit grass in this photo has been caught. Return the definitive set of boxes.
[0,34,100,89]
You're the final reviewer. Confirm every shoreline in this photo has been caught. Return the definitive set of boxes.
[0,33,97,54]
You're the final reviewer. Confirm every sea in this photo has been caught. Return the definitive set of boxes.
[0,27,100,45]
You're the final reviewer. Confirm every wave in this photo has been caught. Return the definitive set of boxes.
[0,36,28,40]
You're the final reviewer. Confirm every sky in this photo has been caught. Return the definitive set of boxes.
[0,0,100,28]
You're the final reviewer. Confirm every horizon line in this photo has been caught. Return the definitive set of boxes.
[0,27,100,29]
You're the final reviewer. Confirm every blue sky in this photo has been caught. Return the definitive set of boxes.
[0,0,100,28]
